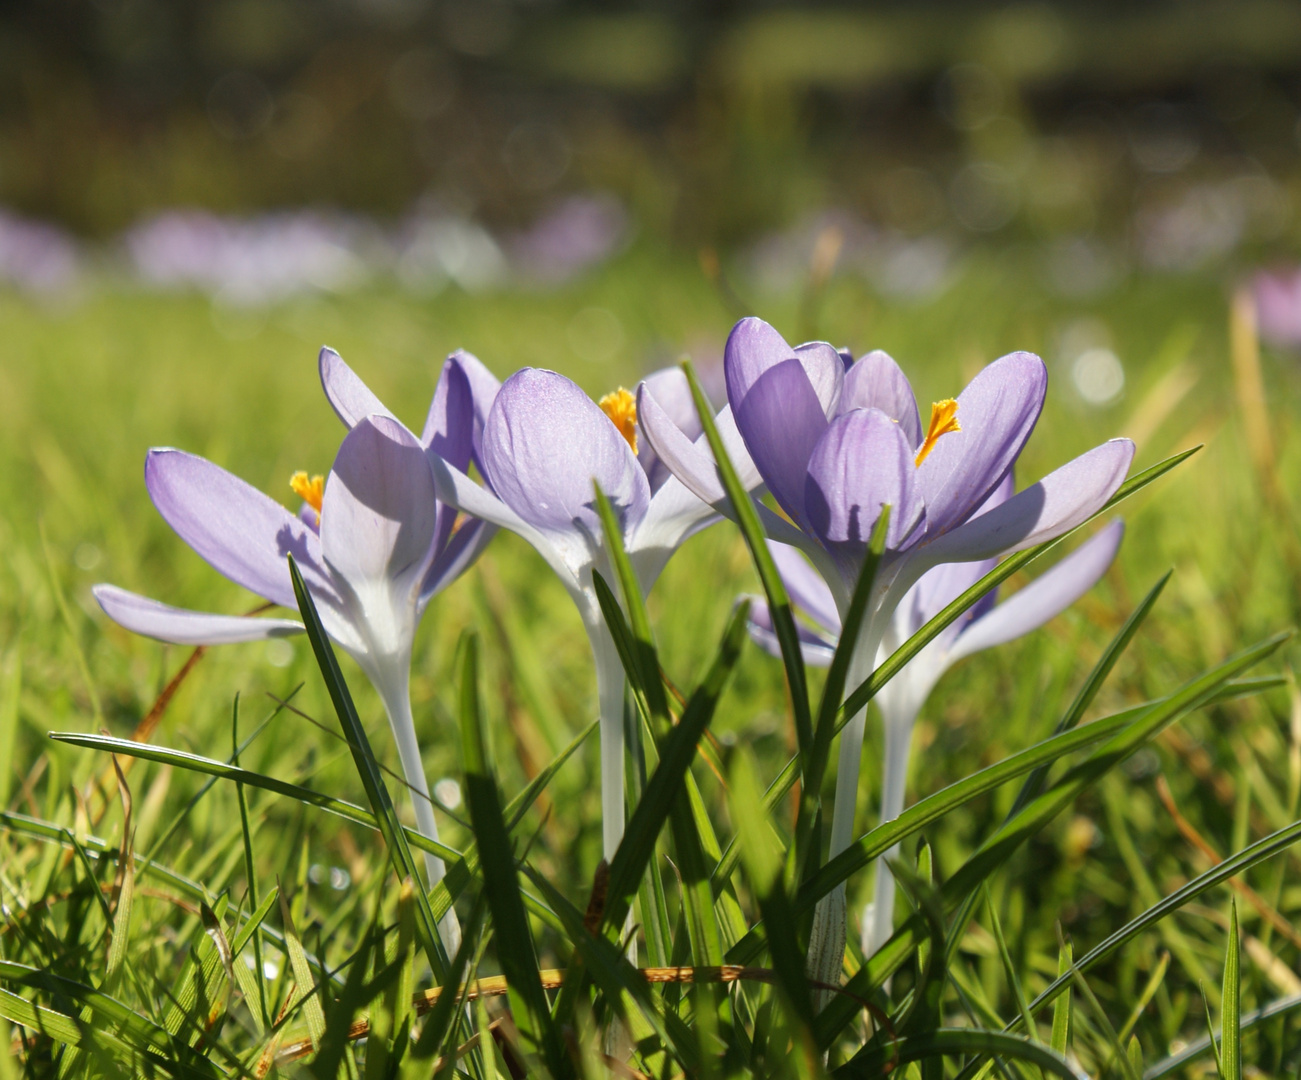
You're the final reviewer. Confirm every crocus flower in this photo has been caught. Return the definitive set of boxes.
[427,367,718,859]
[94,348,498,953]
[640,316,1135,988]
[747,510,1124,957]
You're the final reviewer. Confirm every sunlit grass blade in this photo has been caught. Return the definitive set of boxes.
[1221,899,1241,1080]
[682,357,814,756]
[1051,939,1072,1060]
[1010,570,1171,817]
[458,633,570,1080]
[1143,990,1301,1079]
[841,448,1200,725]
[279,887,326,1053]
[287,554,450,980]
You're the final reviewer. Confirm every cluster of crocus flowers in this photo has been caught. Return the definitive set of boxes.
[94,347,501,953]
[94,313,1136,996]
[639,316,1135,986]
[746,510,1125,958]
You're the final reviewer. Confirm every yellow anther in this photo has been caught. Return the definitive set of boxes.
[599,387,638,453]
[290,471,326,521]
[914,398,961,466]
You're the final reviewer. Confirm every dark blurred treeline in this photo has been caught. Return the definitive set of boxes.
[5,0,1301,244]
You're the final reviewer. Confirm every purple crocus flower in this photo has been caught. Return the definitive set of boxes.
[93,348,499,953]
[640,316,1134,987]
[747,506,1124,957]
[427,367,718,859]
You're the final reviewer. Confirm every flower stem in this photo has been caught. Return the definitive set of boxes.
[865,699,920,958]
[591,624,626,861]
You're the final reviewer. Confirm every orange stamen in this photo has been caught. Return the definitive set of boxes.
[290,471,325,522]
[599,387,638,453]
[914,399,961,466]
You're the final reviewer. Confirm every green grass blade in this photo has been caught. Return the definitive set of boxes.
[278,887,327,1053]
[458,633,569,1080]
[287,555,450,980]
[1143,991,1301,1079]
[1221,899,1242,1080]
[1050,940,1072,1059]
[834,1029,1089,1080]
[682,357,814,756]
[984,884,1037,1045]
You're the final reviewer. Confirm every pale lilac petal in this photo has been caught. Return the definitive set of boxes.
[420,356,475,469]
[736,358,831,527]
[320,416,440,628]
[319,347,396,429]
[631,475,718,580]
[767,541,841,634]
[298,503,321,532]
[93,585,303,645]
[146,448,335,611]
[918,439,1135,565]
[724,317,843,418]
[419,518,497,610]
[839,350,922,447]
[804,409,926,574]
[441,350,501,470]
[480,369,650,576]
[636,383,761,506]
[915,351,1047,536]
[637,367,703,491]
[745,597,836,668]
[948,519,1123,662]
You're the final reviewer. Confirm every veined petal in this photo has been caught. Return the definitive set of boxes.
[440,349,501,471]
[745,597,837,668]
[636,382,761,506]
[145,447,336,611]
[419,517,498,611]
[804,408,926,572]
[319,347,398,429]
[427,451,580,592]
[839,350,922,447]
[637,367,703,491]
[320,416,440,660]
[93,585,303,645]
[915,351,1047,536]
[918,439,1135,565]
[736,357,832,527]
[948,519,1123,663]
[724,318,843,418]
[481,369,650,578]
[767,540,841,635]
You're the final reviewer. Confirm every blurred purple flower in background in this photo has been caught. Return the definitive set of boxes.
[508,193,629,285]
[0,210,81,294]
[125,210,374,304]
[1253,266,1301,348]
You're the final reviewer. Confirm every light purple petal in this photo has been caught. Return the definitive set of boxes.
[319,347,396,429]
[804,409,926,575]
[146,448,335,611]
[915,351,1047,537]
[637,367,703,491]
[93,585,303,645]
[480,369,650,575]
[419,357,477,560]
[736,357,832,527]
[949,519,1123,662]
[724,318,843,418]
[632,474,718,576]
[745,597,836,668]
[320,416,440,625]
[918,439,1135,565]
[441,349,501,470]
[767,540,841,635]
[419,517,497,610]
[636,383,761,506]
[839,350,922,447]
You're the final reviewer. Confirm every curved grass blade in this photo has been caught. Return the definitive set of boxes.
[459,633,570,1080]
[682,357,813,756]
[833,1029,1089,1080]
[1142,991,1301,1079]
[287,555,450,981]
